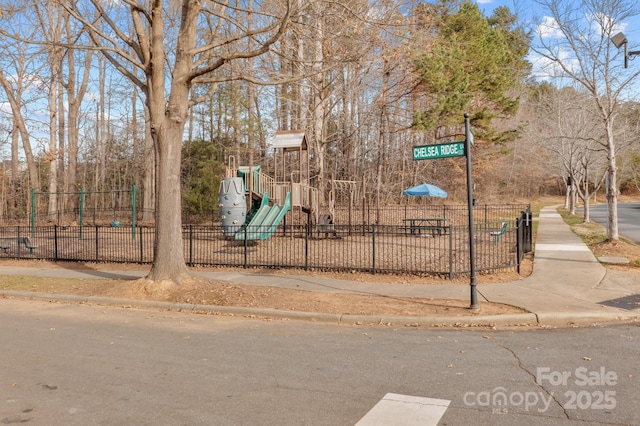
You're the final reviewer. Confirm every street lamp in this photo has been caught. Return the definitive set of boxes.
[611,31,640,68]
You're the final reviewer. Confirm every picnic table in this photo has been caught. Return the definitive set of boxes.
[401,218,449,236]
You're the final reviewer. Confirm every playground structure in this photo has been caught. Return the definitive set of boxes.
[218,130,356,240]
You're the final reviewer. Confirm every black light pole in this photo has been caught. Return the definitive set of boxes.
[464,112,478,309]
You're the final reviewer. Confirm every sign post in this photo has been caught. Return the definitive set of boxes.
[464,113,478,309]
[410,114,477,309]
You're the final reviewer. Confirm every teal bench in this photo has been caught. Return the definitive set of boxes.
[21,237,39,254]
[0,237,39,253]
[490,222,508,244]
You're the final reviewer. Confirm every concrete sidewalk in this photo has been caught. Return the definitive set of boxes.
[1,206,639,327]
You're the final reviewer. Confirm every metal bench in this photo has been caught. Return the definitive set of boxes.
[490,222,508,245]
[21,237,39,254]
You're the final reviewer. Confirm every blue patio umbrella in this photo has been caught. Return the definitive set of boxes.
[402,183,448,198]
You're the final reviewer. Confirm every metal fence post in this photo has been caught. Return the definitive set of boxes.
[527,207,533,252]
[95,225,99,263]
[516,215,523,274]
[304,224,309,271]
[371,224,376,275]
[243,225,248,268]
[449,225,453,280]
[188,225,193,266]
[54,225,59,260]
[16,225,21,258]
[139,226,144,263]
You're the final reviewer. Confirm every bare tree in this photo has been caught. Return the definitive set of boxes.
[61,16,93,211]
[531,0,640,240]
[33,0,65,219]
[0,28,42,194]
[54,0,297,284]
[531,84,608,218]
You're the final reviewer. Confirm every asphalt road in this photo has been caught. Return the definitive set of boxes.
[588,202,640,244]
[1,299,639,425]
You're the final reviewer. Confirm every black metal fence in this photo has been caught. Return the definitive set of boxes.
[1,204,533,278]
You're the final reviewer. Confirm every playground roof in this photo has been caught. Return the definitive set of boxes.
[273,130,308,151]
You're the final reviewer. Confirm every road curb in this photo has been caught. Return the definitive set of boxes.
[535,311,640,326]
[6,289,638,328]
[337,313,539,327]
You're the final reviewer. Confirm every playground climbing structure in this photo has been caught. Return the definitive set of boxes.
[218,130,357,239]
[218,131,315,238]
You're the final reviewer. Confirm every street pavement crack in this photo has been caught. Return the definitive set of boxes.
[485,333,570,420]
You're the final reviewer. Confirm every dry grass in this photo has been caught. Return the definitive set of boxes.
[0,259,526,318]
[559,208,640,270]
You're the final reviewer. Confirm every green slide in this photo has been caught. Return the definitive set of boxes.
[235,192,291,241]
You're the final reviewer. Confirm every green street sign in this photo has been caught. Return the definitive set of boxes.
[413,142,465,161]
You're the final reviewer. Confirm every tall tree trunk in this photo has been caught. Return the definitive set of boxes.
[311,3,325,197]
[376,60,390,225]
[47,62,59,218]
[66,44,93,209]
[569,181,576,215]
[583,184,591,223]
[58,76,66,212]
[146,0,192,283]
[582,164,590,223]
[142,106,155,223]
[0,69,39,192]
[11,118,19,183]
[294,0,304,130]
[605,122,619,240]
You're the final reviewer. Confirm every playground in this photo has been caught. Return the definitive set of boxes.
[0,130,531,278]
[214,130,530,277]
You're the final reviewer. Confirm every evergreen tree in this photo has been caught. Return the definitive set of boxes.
[181,140,225,215]
[412,1,530,141]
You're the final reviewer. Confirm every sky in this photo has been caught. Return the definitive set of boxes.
[473,0,538,21]
[473,0,640,48]
[473,0,640,86]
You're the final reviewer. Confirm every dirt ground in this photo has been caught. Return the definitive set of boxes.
[1,221,639,319]
[0,258,530,318]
